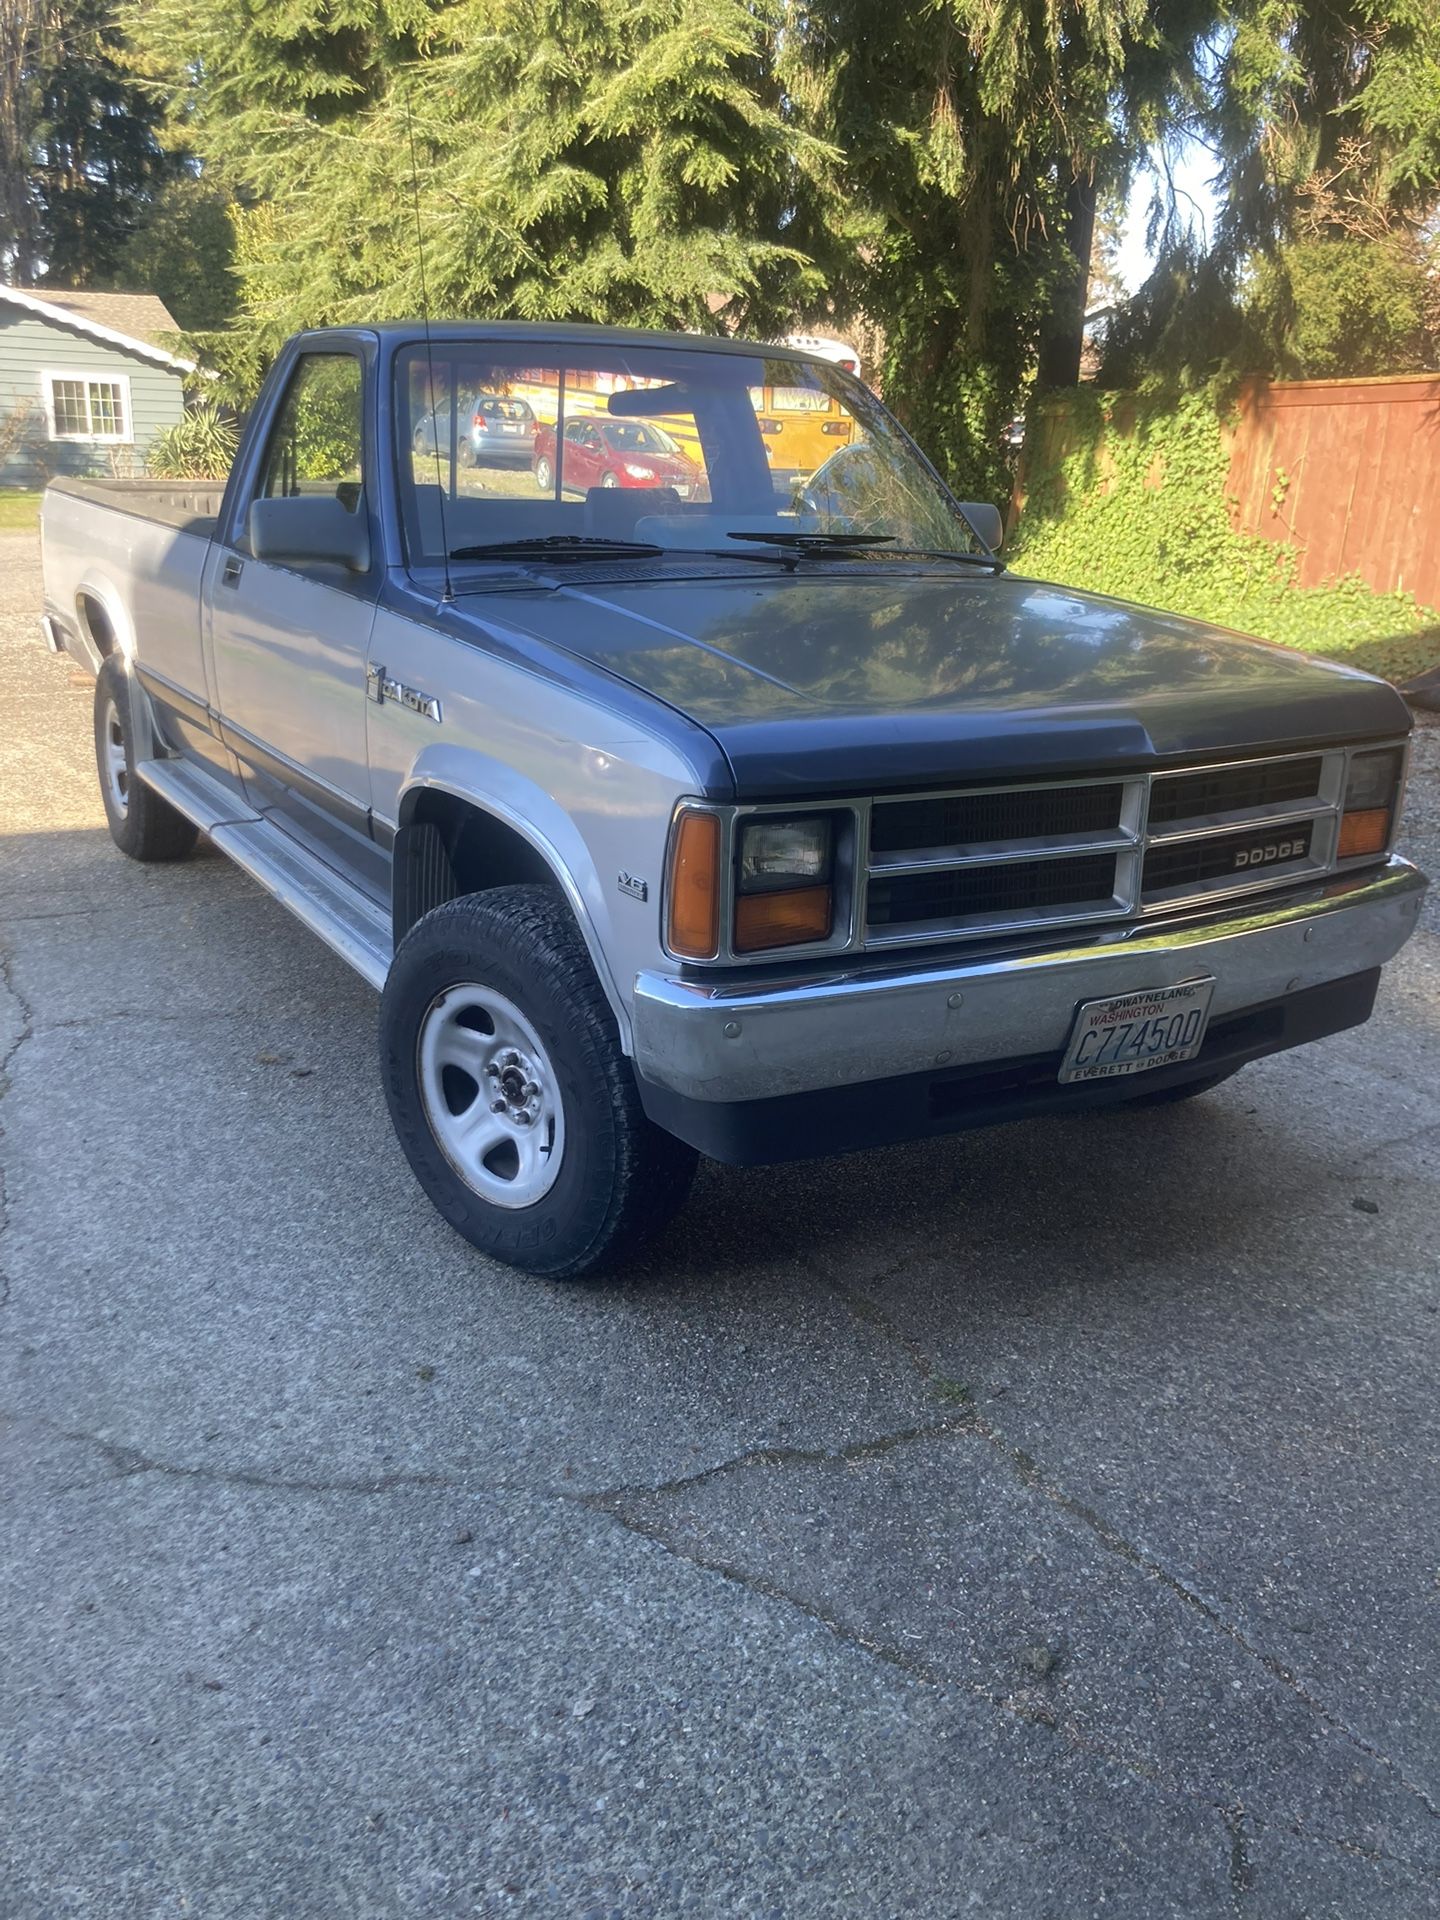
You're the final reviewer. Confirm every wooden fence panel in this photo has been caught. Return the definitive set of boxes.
[1227,374,1440,609]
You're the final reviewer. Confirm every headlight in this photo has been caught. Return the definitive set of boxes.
[1339,748,1402,859]
[739,817,833,891]
[624,463,655,480]
[735,815,835,951]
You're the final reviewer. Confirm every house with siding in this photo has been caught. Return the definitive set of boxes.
[0,286,192,487]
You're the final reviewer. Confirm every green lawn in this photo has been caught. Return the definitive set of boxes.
[0,491,41,531]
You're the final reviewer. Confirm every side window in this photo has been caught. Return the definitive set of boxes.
[255,355,364,513]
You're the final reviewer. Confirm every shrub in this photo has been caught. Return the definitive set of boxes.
[146,403,240,479]
[1012,382,1440,685]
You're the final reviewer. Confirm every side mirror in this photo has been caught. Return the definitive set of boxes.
[249,494,370,572]
[956,500,1004,553]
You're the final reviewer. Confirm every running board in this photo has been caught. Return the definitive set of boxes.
[138,758,392,989]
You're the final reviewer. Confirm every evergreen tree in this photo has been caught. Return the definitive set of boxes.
[2,0,180,285]
[783,0,1221,498]
[128,0,839,392]
[1106,0,1440,383]
[117,172,237,331]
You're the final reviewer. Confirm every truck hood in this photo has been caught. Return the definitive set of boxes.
[482,567,1410,797]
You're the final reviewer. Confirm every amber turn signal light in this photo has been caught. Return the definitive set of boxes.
[666,810,722,958]
[734,884,833,953]
[1338,808,1390,859]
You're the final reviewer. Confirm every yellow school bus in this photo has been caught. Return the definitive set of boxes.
[501,366,854,486]
[748,379,854,478]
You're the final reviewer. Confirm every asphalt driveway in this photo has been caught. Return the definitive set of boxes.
[3,526,1438,1918]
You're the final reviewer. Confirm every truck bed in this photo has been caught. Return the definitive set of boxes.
[41,476,223,688]
[44,475,227,539]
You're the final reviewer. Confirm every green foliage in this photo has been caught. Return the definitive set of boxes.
[1013,383,1440,684]
[285,359,363,482]
[1248,236,1437,376]
[1,0,182,285]
[126,0,840,398]
[785,0,1217,500]
[1213,0,1440,250]
[145,402,239,479]
[116,174,239,332]
[1100,1,1440,386]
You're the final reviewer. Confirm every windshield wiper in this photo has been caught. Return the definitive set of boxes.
[877,546,1005,572]
[722,530,1004,573]
[725,530,896,550]
[449,535,664,562]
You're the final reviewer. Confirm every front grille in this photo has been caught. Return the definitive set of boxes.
[828,744,1391,956]
[1148,756,1324,825]
[1143,822,1315,895]
[871,782,1123,856]
[868,853,1119,929]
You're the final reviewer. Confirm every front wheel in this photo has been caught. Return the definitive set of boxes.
[380,887,698,1279]
[534,454,554,491]
[599,470,619,488]
[93,655,198,863]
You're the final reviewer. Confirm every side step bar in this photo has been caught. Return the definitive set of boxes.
[138,758,392,990]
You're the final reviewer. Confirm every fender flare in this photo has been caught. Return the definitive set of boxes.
[396,748,633,1051]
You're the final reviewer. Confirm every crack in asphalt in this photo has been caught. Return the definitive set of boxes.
[9,1406,1437,1878]
[808,1264,1440,1831]
[42,1008,266,1035]
[17,1408,976,1506]
[1349,1114,1440,1169]
[37,1425,461,1498]
[0,943,37,1313]
[586,1475,1437,1879]
[583,1413,979,1507]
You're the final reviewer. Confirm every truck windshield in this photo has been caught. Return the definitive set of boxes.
[394,343,989,568]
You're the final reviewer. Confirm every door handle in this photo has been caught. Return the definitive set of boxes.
[221,555,244,589]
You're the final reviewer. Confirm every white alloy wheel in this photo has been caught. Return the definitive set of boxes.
[101,696,128,815]
[417,984,565,1208]
[535,455,553,491]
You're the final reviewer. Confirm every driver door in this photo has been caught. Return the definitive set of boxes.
[203,346,385,893]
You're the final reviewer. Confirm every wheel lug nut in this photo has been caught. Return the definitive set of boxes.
[491,1098,506,1112]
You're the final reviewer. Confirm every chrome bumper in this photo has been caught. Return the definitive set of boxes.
[631,857,1428,1103]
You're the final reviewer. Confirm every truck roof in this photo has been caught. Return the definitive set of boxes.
[291,321,832,366]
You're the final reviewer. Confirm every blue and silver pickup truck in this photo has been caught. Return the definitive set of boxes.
[40,323,1428,1277]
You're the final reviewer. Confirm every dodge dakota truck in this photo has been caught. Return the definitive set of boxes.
[40,324,1428,1278]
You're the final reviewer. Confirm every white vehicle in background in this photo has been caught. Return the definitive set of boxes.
[780,333,861,375]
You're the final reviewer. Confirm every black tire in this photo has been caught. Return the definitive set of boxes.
[94,655,199,863]
[380,885,698,1279]
[534,454,553,492]
[1120,1066,1241,1108]
[599,470,619,488]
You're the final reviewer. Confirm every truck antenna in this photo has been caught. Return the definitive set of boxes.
[406,103,454,604]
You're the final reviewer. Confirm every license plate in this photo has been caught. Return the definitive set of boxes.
[1058,979,1216,1085]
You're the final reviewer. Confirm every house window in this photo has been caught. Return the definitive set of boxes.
[41,372,132,444]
